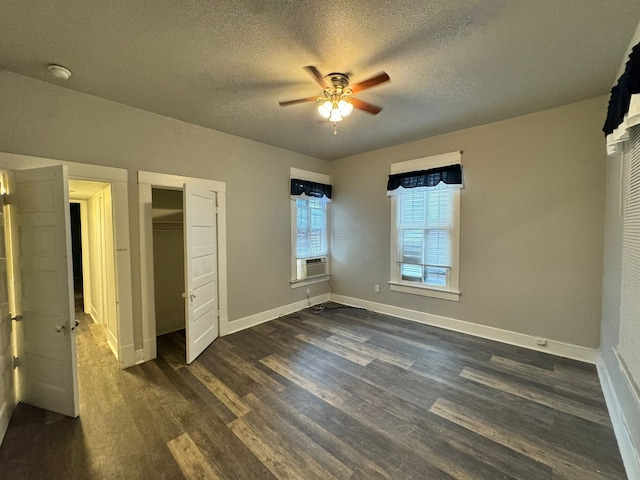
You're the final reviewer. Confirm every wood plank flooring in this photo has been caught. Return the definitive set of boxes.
[0,305,627,479]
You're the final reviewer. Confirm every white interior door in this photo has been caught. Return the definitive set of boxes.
[0,186,13,438]
[183,184,218,364]
[13,165,79,417]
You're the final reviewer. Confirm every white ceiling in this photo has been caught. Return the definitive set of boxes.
[1,1,638,160]
[68,179,109,200]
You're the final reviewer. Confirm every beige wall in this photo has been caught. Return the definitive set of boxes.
[330,96,608,348]
[0,69,609,351]
[0,70,331,350]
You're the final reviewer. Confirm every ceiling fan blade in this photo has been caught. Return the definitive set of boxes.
[279,96,319,107]
[303,65,329,88]
[350,72,390,94]
[350,97,383,115]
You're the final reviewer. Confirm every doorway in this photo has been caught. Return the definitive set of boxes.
[0,153,135,368]
[151,188,190,362]
[138,170,228,364]
[151,188,186,347]
[69,203,83,313]
[68,180,118,359]
[0,155,135,428]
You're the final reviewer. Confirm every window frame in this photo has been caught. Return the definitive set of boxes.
[290,168,331,288]
[389,152,461,301]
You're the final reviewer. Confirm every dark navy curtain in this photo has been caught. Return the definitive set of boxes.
[604,41,640,136]
[290,178,332,200]
[387,164,462,192]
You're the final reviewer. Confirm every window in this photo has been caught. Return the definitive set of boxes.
[290,168,331,286]
[295,197,327,258]
[398,184,452,286]
[389,152,462,301]
[618,124,640,397]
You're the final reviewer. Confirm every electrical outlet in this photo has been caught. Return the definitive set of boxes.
[306,288,311,296]
[374,284,380,293]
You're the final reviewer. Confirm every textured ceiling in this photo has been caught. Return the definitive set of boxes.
[1,1,638,160]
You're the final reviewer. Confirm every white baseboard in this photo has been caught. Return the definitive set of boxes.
[134,349,145,365]
[156,322,185,337]
[225,293,331,335]
[219,316,230,336]
[597,351,640,480]
[330,294,598,364]
[119,343,135,369]
[143,338,157,362]
[107,329,118,360]
[90,306,99,325]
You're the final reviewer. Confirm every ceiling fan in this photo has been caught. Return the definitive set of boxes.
[279,66,390,133]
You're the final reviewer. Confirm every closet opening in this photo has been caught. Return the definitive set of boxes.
[151,188,186,356]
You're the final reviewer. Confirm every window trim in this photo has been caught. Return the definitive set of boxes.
[389,152,461,301]
[290,168,331,287]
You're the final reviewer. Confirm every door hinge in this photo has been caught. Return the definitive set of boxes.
[11,315,22,322]
[0,193,10,206]
[12,356,19,369]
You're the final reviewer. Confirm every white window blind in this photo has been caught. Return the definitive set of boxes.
[619,124,640,391]
[296,197,327,258]
[398,183,452,287]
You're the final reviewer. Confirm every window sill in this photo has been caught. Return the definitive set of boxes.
[290,275,331,289]
[388,281,461,301]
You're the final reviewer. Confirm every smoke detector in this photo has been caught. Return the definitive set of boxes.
[47,64,72,80]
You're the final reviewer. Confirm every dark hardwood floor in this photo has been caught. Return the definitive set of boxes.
[0,305,627,479]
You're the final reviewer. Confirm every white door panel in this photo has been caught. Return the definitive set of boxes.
[0,185,12,441]
[14,165,78,417]
[184,184,218,364]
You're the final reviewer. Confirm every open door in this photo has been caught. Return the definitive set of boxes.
[12,165,79,417]
[183,184,218,364]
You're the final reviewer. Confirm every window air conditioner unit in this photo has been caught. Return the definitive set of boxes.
[296,256,328,280]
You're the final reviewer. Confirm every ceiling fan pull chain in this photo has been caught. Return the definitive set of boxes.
[333,122,338,135]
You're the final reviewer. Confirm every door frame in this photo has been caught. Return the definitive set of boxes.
[0,152,135,368]
[137,170,228,362]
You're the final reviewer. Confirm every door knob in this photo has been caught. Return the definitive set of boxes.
[182,292,197,301]
[71,319,80,331]
[56,325,66,333]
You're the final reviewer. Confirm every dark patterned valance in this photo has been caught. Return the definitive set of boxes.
[387,164,462,192]
[291,178,332,201]
[604,41,640,136]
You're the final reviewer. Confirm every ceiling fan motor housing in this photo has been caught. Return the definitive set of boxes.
[326,73,350,89]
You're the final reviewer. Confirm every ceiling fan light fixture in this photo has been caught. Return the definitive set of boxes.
[317,101,332,119]
[338,99,353,117]
[329,107,343,122]
[281,66,389,131]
